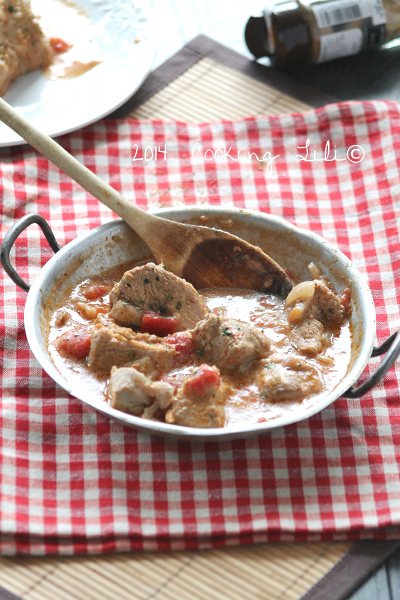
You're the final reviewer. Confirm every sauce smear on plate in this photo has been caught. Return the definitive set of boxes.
[31,0,101,79]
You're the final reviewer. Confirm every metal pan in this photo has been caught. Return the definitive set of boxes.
[2,207,400,441]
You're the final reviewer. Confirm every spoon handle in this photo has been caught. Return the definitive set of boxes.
[0,97,157,235]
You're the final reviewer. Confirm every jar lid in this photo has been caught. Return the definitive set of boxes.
[245,16,269,58]
[245,4,311,66]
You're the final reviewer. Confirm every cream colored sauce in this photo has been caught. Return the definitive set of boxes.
[48,284,110,402]
[201,289,352,425]
[48,277,352,428]
[31,0,101,79]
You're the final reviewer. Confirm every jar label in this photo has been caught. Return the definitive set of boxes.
[318,28,363,62]
[311,0,386,63]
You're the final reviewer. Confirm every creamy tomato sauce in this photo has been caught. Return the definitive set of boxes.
[201,289,351,424]
[48,261,352,428]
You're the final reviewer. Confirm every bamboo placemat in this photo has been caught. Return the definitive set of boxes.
[1,35,396,600]
[128,56,313,121]
[0,542,352,600]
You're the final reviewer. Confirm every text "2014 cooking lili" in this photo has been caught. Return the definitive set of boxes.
[132,140,365,168]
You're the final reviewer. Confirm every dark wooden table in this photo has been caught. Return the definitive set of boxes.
[349,549,400,600]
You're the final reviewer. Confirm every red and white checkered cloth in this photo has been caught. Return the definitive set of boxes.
[1,100,400,554]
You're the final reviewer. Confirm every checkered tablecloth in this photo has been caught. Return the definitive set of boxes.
[1,100,400,554]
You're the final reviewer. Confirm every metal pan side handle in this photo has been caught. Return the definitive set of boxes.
[0,214,61,292]
[344,329,400,398]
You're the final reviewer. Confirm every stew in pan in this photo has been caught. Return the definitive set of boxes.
[48,261,352,428]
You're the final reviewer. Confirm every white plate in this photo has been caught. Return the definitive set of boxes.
[0,0,156,147]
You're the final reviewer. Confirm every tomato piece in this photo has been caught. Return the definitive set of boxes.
[140,311,178,336]
[184,365,220,396]
[50,38,72,54]
[55,328,91,359]
[340,287,352,317]
[83,284,111,300]
[164,331,194,363]
[159,372,185,390]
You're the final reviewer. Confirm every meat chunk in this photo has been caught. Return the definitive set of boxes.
[286,279,345,326]
[191,313,270,371]
[0,0,54,96]
[88,322,176,374]
[285,278,345,356]
[108,302,142,328]
[109,367,174,418]
[259,356,322,403]
[289,317,324,357]
[109,263,208,332]
[310,280,345,325]
[165,365,225,428]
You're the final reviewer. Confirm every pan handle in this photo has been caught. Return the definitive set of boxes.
[344,329,400,398]
[0,214,61,292]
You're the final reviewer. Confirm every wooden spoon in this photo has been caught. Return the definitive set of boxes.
[0,97,292,296]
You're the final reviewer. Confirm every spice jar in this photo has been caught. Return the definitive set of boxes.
[245,0,399,66]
